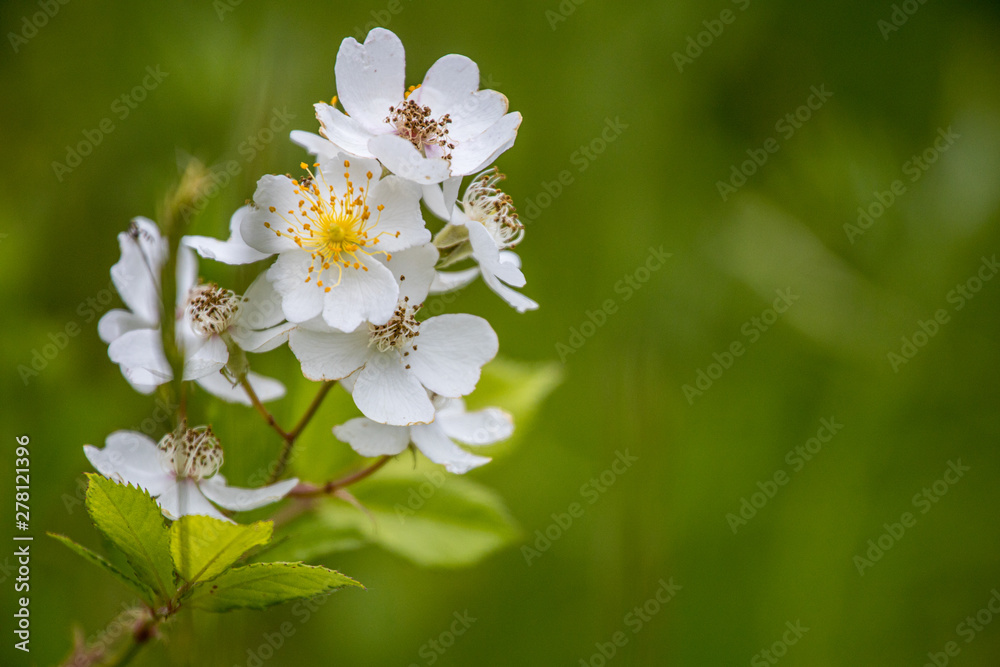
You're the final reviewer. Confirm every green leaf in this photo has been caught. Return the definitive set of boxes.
[257,512,366,563]
[314,465,521,568]
[47,533,156,604]
[467,358,563,456]
[170,516,272,584]
[85,474,175,601]
[185,562,362,612]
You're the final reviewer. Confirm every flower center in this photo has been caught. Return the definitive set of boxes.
[385,98,454,159]
[157,425,223,480]
[463,169,524,249]
[186,283,241,336]
[368,298,421,352]
[261,161,398,292]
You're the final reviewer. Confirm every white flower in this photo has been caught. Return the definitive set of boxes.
[290,28,521,190]
[334,395,513,474]
[84,429,298,522]
[242,155,429,332]
[183,205,271,265]
[433,170,538,313]
[288,244,498,425]
[99,218,288,403]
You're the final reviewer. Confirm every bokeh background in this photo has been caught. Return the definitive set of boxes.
[3,0,1000,664]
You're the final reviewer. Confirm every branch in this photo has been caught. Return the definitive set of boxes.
[288,455,392,497]
[239,376,290,441]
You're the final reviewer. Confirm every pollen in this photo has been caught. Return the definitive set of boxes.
[462,168,525,249]
[385,98,454,160]
[256,163,396,292]
[157,425,224,481]
[368,301,422,353]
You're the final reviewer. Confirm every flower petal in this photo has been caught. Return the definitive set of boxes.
[449,112,522,176]
[84,431,172,496]
[465,217,525,286]
[181,334,228,380]
[199,475,299,512]
[266,252,325,323]
[111,217,164,326]
[98,309,151,344]
[333,417,410,456]
[108,329,171,379]
[230,321,296,353]
[410,422,491,474]
[235,272,286,331]
[184,205,272,265]
[242,175,303,254]
[380,243,438,304]
[366,175,430,252]
[415,55,508,141]
[335,28,405,132]
[288,327,371,381]
[369,133,452,184]
[421,177,462,221]
[438,405,514,445]
[313,103,376,157]
[319,254,399,331]
[408,314,498,397]
[481,266,539,313]
[157,479,231,521]
[353,353,435,425]
[430,267,480,294]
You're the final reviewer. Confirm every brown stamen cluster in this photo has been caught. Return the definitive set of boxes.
[386,99,455,159]
[157,425,223,480]
[368,297,421,353]
[186,283,241,337]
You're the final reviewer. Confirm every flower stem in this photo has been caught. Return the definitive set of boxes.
[240,378,338,484]
[239,375,289,440]
[289,455,392,497]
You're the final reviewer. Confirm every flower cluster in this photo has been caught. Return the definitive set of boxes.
[85,28,534,522]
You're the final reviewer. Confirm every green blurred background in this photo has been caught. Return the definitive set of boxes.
[3,0,1000,664]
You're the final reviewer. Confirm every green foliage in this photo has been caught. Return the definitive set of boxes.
[84,473,175,601]
[47,533,157,605]
[184,562,362,612]
[59,476,361,618]
[293,465,521,568]
[170,516,272,584]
